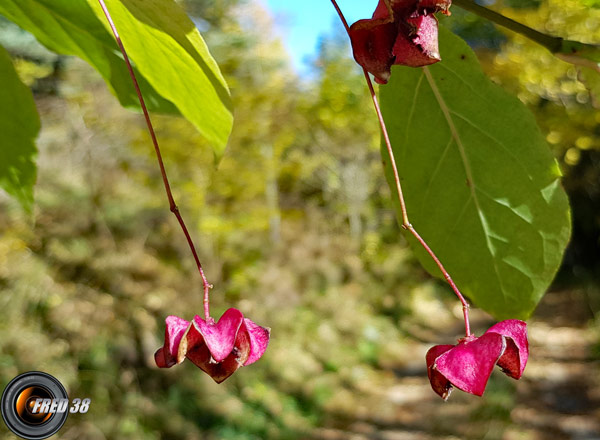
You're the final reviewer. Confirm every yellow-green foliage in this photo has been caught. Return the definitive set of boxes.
[1,1,599,439]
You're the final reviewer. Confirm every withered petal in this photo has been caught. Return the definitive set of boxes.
[426,344,454,400]
[186,321,251,383]
[154,315,190,368]
[434,333,506,396]
[349,0,449,80]
[193,308,244,363]
[349,18,397,84]
[372,0,393,19]
[392,14,441,67]
[243,318,271,365]
[485,319,528,379]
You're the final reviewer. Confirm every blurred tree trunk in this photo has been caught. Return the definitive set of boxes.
[262,143,281,244]
[342,160,368,243]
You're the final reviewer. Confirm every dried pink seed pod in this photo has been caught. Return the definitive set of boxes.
[155,308,270,383]
[426,320,528,399]
[348,0,452,84]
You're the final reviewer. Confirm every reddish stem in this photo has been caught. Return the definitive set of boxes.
[406,226,470,336]
[97,0,212,320]
[329,0,471,336]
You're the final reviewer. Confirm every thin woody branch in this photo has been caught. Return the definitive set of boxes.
[453,0,600,73]
[329,0,472,337]
[96,0,213,320]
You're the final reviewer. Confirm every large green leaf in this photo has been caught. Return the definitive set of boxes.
[88,0,233,157]
[380,27,571,320]
[0,44,39,211]
[0,0,232,156]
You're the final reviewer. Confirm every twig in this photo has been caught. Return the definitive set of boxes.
[453,0,561,52]
[454,0,600,73]
[97,0,213,320]
[329,0,471,336]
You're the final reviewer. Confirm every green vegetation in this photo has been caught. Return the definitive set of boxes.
[382,27,570,319]
[0,0,599,438]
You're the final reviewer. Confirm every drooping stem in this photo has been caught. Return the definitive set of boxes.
[406,226,470,336]
[97,0,212,320]
[329,0,471,336]
[363,71,410,227]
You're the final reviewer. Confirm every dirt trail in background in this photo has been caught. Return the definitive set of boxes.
[314,290,600,440]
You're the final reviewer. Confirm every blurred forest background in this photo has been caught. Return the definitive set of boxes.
[1,0,600,439]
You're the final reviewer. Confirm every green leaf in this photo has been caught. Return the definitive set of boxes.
[0,1,175,112]
[0,44,39,211]
[380,27,571,320]
[0,0,233,156]
[88,0,233,157]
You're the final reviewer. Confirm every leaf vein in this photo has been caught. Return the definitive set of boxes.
[402,71,425,165]
[423,66,505,289]
[448,110,533,181]
[419,137,454,214]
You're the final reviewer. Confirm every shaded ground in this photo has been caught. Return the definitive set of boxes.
[313,289,600,440]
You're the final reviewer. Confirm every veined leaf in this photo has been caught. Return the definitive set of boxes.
[380,27,571,320]
[87,0,233,157]
[0,1,175,112]
[0,0,233,156]
[0,44,39,211]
